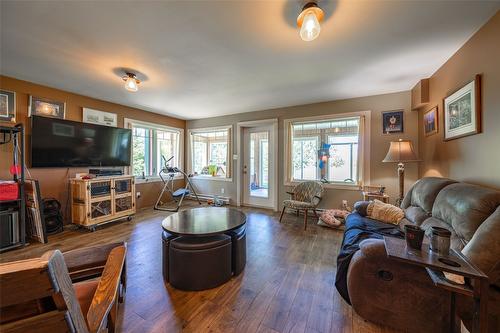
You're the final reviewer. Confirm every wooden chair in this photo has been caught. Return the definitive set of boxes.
[0,242,127,333]
[279,181,324,230]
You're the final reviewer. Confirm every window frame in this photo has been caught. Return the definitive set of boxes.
[124,118,184,184]
[292,136,320,181]
[283,111,371,190]
[187,125,233,182]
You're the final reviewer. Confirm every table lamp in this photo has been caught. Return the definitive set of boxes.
[382,139,420,206]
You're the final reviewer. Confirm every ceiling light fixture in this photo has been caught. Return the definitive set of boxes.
[297,2,324,42]
[122,72,140,92]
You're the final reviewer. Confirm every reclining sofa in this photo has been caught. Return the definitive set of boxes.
[336,177,500,333]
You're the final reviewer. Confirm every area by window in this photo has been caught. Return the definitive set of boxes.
[124,119,183,179]
[189,127,231,178]
[287,116,363,185]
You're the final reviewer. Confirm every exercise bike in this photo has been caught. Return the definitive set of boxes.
[154,156,202,212]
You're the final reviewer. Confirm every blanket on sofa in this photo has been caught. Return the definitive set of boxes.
[335,212,404,304]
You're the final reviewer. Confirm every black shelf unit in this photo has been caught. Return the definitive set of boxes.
[0,123,26,252]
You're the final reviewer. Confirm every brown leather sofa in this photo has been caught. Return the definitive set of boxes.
[346,177,500,333]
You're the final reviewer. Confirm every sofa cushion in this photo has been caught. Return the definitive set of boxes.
[404,206,429,226]
[432,183,500,242]
[462,206,500,288]
[409,177,457,213]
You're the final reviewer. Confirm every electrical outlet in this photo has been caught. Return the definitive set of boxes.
[137,191,141,198]
[221,188,225,194]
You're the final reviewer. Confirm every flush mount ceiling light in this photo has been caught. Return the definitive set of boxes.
[122,72,140,92]
[297,2,324,42]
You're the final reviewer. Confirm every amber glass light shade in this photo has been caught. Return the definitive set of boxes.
[297,2,324,42]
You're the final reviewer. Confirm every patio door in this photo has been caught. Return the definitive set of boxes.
[242,125,275,209]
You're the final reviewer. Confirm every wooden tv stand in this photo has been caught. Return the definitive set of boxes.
[70,175,136,231]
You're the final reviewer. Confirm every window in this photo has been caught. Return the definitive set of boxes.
[125,119,183,179]
[287,116,364,185]
[189,127,231,178]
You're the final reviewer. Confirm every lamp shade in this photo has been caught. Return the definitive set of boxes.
[382,139,420,163]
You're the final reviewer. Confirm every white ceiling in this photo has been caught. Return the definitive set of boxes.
[1,1,498,120]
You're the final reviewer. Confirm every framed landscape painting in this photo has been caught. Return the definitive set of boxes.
[443,75,481,141]
[382,110,404,134]
[0,89,16,122]
[423,106,438,136]
[29,95,66,119]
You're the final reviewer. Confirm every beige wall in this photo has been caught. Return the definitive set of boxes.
[0,75,186,219]
[418,11,500,189]
[187,91,419,210]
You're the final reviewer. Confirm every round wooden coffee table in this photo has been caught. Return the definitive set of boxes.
[161,207,246,236]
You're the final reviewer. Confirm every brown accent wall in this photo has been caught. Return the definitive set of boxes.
[0,75,185,219]
[418,11,500,189]
[188,91,419,210]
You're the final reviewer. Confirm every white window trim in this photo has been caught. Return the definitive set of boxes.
[283,111,371,190]
[124,118,184,184]
[187,125,233,182]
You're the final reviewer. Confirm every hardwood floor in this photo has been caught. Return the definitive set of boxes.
[0,203,402,333]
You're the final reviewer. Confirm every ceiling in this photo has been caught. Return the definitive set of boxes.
[1,1,498,120]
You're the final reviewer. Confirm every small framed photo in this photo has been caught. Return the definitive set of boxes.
[29,95,66,119]
[423,106,438,137]
[444,75,481,141]
[0,89,16,122]
[382,110,404,134]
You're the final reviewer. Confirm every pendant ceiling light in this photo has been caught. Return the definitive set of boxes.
[297,2,324,42]
[122,72,140,92]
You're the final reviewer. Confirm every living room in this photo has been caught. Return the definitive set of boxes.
[0,1,499,333]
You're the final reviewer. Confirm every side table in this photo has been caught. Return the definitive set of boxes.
[362,191,390,203]
[383,236,489,333]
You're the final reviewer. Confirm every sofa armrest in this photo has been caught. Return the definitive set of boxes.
[346,239,450,333]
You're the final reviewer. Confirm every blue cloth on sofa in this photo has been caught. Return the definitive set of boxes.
[335,212,404,304]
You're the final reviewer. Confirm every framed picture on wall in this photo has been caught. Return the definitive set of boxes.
[28,95,66,119]
[83,108,118,127]
[423,106,438,136]
[382,110,404,134]
[443,74,481,141]
[0,89,16,122]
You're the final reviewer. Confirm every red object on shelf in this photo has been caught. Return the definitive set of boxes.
[0,182,19,201]
[9,165,21,176]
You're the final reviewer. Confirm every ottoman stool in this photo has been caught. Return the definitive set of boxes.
[161,230,178,282]
[169,234,232,291]
[225,225,246,276]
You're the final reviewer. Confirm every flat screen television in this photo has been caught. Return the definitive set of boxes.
[31,116,132,168]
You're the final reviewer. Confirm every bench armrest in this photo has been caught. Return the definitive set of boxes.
[86,245,127,333]
[63,242,125,281]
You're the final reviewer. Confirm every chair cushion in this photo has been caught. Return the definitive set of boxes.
[291,181,324,203]
[283,199,316,209]
[73,280,99,316]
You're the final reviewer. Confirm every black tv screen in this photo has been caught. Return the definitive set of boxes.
[31,116,131,168]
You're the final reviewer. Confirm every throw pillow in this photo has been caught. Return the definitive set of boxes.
[318,209,344,227]
[354,201,370,216]
[367,200,405,225]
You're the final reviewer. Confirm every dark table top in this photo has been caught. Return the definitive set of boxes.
[383,236,486,279]
[161,207,246,236]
